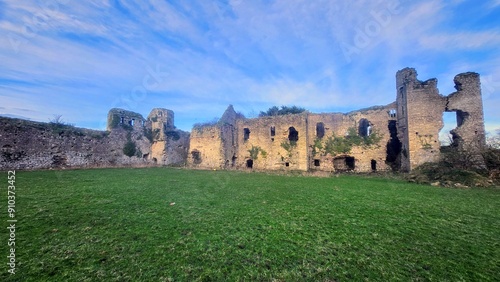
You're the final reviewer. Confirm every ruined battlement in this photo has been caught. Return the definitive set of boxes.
[107,108,146,131]
[0,68,486,172]
[189,68,486,172]
[1,107,189,170]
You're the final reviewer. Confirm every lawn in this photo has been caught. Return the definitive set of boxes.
[1,168,499,281]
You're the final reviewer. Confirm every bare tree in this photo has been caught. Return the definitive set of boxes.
[49,114,65,125]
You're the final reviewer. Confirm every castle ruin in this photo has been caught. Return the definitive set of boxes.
[0,68,486,172]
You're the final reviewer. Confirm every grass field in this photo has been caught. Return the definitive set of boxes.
[1,168,499,281]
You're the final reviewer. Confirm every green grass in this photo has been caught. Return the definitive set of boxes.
[1,168,499,281]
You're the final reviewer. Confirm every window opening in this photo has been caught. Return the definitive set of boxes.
[288,127,298,142]
[316,122,325,138]
[191,150,201,164]
[246,159,253,168]
[244,128,250,141]
[389,109,397,118]
[358,119,371,137]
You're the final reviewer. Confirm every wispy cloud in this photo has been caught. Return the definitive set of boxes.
[0,0,499,131]
[490,0,500,8]
[419,32,500,50]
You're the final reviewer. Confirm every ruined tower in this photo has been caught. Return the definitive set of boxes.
[444,73,487,168]
[396,68,445,171]
[396,68,486,171]
[147,108,189,165]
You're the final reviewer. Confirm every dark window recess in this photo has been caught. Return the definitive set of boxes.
[288,127,299,142]
[314,159,320,167]
[246,159,253,168]
[270,126,276,136]
[345,157,355,170]
[120,117,124,124]
[333,156,355,171]
[371,160,377,171]
[244,128,250,141]
[316,122,325,138]
[386,120,402,171]
[285,162,290,167]
[232,156,237,167]
[456,110,469,127]
[129,119,135,126]
[191,150,202,164]
[358,119,371,137]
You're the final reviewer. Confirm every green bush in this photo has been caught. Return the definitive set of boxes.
[483,148,500,171]
[259,105,306,117]
[166,130,181,141]
[322,127,382,156]
[123,141,137,157]
[409,162,491,187]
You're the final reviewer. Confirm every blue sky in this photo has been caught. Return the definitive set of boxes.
[1,0,499,136]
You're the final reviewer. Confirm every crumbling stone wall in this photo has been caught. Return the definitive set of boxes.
[446,73,486,157]
[107,108,146,131]
[396,68,486,171]
[1,68,485,173]
[1,107,189,170]
[307,104,396,172]
[186,105,239,169]
[147,108,189,166]
[235,113,309,171]
[188,68,485,173]
[0,117,152,170]
[396,68,446,171]
[187,125,224,168]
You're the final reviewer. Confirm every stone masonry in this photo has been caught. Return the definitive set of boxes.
[188,68,486,172]
[1,108,189,170]
[0,68,486,172]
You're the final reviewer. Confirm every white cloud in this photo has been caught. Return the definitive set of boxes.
[491,0,500,8]
[419,32,500,50]
[0,0,499,132]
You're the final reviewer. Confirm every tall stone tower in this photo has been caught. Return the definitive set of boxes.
[444,73,487,169]
[148,108,188,165]
[396,68,446,172]
[396,68,486,171]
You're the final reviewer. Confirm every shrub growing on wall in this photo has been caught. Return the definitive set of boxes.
[123,141,137,157]
[322,127,382,156]
[259,105,306,117]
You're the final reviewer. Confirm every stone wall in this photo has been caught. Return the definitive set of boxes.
[1,68,485,172]
[396,68,486,171]
[188,104,397,173]
[0,117,151,170]
[187,125,224,168]
[235,113,309,171]
[188,68,485,173]
[1,107,189,170]
[446,73,486,156]
[396,68,445,171]
[307,104,397,172]
[147,108,189,166]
